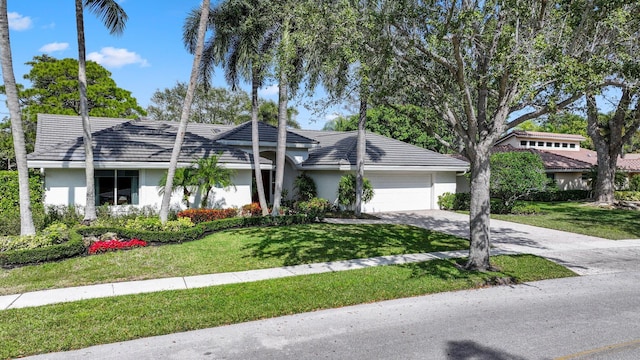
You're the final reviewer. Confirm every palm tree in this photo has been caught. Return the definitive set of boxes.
[183,0,277,216]
[193,154,235,208]
[0,0,36,235]
[75,0,128,223]
[159,0,211,223]
[158,167,197,208]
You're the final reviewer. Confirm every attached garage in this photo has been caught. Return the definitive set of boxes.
[363,172,433,212]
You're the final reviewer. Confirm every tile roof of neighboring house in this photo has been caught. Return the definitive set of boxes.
[494,130,586,146]
[28,114,469,171]
[491,145,640,172]
[293,129,470,168]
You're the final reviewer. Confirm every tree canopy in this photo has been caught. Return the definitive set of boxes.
[0,55,146,154]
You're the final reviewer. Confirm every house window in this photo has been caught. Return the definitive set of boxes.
[538,142,544,146]
[569,144,576,149]
[546,173,556,181]
[554,143,560,147]
[546,142,552,147]
[95,170,139,205]
[520,141,527,146]
[562,143,568,148]
[529,141,536,146]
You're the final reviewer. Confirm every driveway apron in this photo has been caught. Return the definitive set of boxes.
[340,210,640,275]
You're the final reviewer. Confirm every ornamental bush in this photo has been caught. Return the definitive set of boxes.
[337,174,374,207]
[296,197,330,220]
[294,173,317,201]
[0,171,46,235]
[0,229,85,267]
[241,203,263,217]
[0,223,70,252]
[88,239,147,254]
[177,208,238,223]
[490,152,548,213]
[629,176,640,192]
[614,191,640,201]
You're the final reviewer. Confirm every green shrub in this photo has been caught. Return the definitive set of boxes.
[296,197,330,220]
[177,208,238,223]
[437,192,456,210]
[490,152,547,211]
[0,171,45,235]
[629,176,640,192]
[0,223,70,252]
[44,205,83,228]
[0,229,85,267]
[294,173,317,201]
[614,191,640,201]
[337,174,374,207]
[241,203,263,217]
[522,190,591,202]
[510,202,543,215]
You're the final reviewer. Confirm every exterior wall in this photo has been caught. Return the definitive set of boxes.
[456,174,470,193]
[432,172,458,207]
[554,172,588,190]
[503,136,581,151]
[306,170,343,206]
[43,168,253,210]
[42,168,87,206]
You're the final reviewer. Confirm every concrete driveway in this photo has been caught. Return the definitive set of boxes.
[373,210,640,276]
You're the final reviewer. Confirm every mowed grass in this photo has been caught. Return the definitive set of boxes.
[492,201,640,240]
[0,254,575,359]
[0,223,469,295]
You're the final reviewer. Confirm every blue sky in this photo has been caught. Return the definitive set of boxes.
[2,1,343,130]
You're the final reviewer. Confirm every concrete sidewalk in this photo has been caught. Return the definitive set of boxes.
[4,210,640,311]
[0,248,514,311]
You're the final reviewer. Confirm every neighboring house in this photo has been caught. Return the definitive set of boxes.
[490,131,640,190]
[27,114,469,212]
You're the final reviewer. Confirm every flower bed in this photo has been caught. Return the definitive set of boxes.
[177,208,238,223]
[88,239,147,254]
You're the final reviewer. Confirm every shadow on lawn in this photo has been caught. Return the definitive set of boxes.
[376,212,549,251]
[546,203,640,238]
[239,223,469,266]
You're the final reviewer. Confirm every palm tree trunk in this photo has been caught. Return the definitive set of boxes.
[0,0,36,235]
[159,0,210,223]
[354,96,367,217]
[75,0,97,222]
[271,71,288,216]
[252,69,269,215]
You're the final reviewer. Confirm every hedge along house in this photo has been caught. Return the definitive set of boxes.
[490,131,640,190]
[27,114,470,212]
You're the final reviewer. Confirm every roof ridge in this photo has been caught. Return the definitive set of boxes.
[539,149,594,168]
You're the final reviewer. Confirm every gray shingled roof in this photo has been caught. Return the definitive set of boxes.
[28,114,469,170]
[29,115,261,164]
[293,129,470,168]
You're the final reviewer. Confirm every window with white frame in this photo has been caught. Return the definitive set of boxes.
[95,170,139,205]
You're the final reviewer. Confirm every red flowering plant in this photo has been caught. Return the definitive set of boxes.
[177,208,238,224]
[88,238,147,254]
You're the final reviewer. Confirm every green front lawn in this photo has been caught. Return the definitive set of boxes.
[0,254,574,359]
[0,223,469,295]
[492,201,640,239]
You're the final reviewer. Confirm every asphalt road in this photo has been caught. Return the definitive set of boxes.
[26,269,640,360]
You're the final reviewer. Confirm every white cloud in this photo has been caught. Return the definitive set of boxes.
[258,84,279,97]
[87,47,149,68]
[39,42,69,53]
[325,113,341,121]
[8,12,32,31]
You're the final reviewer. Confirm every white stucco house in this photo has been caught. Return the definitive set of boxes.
[27,114,470,212]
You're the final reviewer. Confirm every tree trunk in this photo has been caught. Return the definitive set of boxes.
[271,71,288,216]
[75,0,97,222]
[159,0,210,223]
[594,150,616,204]
[252,70,269,215]
[466,145,492,271]
[354,97,366,217]
[0,0,36,235]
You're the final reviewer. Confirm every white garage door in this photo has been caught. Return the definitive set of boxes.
[363,172,433,212]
